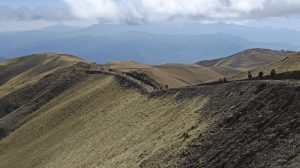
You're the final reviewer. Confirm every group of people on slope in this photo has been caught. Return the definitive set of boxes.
[219,77,228,84]
[219,68,277,84]
[248,68,277,80]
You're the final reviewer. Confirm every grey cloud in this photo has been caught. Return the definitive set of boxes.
[0,5,74,21]
[251,1,300,19]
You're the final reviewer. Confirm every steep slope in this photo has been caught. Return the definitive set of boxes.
[0,72,299,168]
[0,64,91,139]
[197,48,294,70]
[108,61,226,88]
[0,53,89,97]
[229,53,300,80]
[0,53,91,139]
[0,74,208,168]
[176,81,300,168]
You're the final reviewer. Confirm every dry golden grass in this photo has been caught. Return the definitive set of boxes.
[0,75,211,168]
[229,53,300,80]
[197,48,293,71]
[108,61,225,88]
[155,64,223,86]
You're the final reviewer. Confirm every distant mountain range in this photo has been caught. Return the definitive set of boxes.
[81,23,300,46]
[0,23,300,64]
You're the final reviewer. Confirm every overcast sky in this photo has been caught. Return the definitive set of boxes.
[1,0,300,32]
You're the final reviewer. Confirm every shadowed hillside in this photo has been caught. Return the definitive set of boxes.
[0,54,299,168]
[176,81,300,168]
[0,53,91,139]
[0,65,91,140]
[0,53,89,97]
[197,48,295,70]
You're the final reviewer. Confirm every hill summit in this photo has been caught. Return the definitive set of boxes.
[197,48,295,70]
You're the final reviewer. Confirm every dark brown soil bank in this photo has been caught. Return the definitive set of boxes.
[173,81,300,168]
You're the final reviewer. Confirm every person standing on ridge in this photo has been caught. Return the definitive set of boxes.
[270,69,276,80]
[258,71,264,79]
[219,78,223,84]
[248,70,253,80]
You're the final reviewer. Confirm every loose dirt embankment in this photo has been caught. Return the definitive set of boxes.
[174,80,300,168]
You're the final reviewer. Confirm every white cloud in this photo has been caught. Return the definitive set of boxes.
[62,0,300,23]
[63,0,119,21]
[2,0,300,24]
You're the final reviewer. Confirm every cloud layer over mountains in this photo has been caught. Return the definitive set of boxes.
[55,0,300,23]
[2,0,300,24]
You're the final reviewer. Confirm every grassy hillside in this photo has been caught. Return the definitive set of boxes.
[0,74,209,168]
[197,48,294,70]
[0,53,91,139]
[229,53,300,80]
[0,65,91,139]
[0,53,89,97]
[0,54,299,168]
[0,72,299,168]
[108,61,231,88]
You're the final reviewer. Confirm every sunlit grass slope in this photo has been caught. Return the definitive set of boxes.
[0,75,209,168]
[197,48,294,71]
[108,61,227,88]
[229,52,300,80]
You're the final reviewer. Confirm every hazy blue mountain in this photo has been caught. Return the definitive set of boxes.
[2,32,299,64]
[37,25,80,33]
[0,30,77,56]
[81,23,300,45]
[1,23,300,64]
